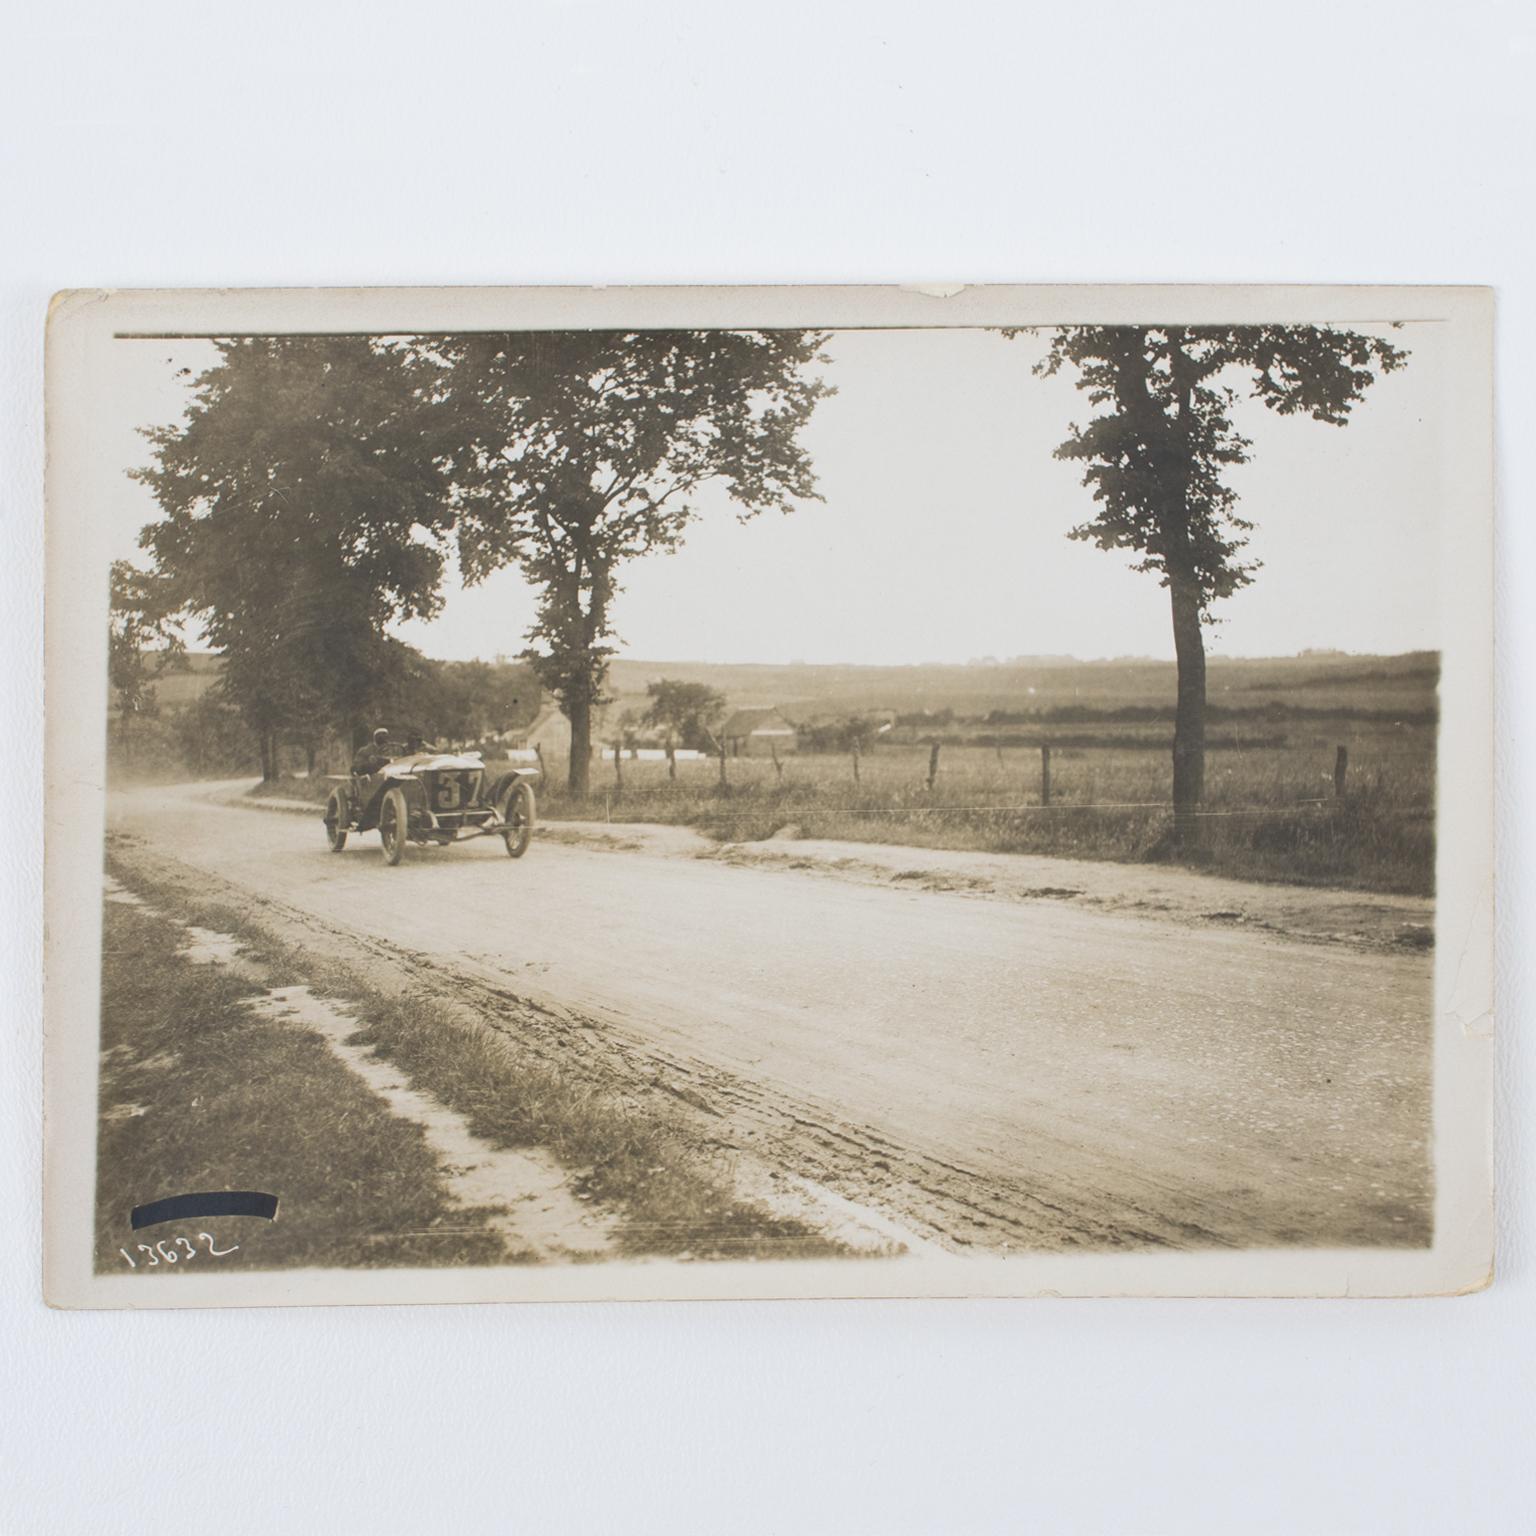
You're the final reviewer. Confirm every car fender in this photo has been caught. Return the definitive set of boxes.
[489,768,537,809]
[353,772,413,830]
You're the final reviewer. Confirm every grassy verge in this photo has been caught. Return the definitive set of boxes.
[340,991,845,1260]
[249,775,331,805]
[246,727,1434,895]
[107,850,850,1262]
[540,770,1434,897]
[96,894,513,1274]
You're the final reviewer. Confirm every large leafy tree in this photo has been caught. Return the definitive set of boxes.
[133,337,456,778]
[1029,325,1407,839]
[424,329,831,793]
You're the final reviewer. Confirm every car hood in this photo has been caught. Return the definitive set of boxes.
[382,752,485,775]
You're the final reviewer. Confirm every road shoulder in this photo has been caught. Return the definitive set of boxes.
[545,819,1435,954]
[206,778,1434,953]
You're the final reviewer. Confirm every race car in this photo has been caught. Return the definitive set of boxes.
[323,748,536,865]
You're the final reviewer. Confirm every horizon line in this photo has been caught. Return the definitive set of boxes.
[172,645,1441,668]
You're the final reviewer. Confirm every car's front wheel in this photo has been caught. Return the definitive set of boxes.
[379,787,409,866]
[501,781,535,859]
[324,789,349,852]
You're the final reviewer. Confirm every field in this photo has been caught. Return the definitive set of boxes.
[529,724,1433,896]
[601,649,1439,722]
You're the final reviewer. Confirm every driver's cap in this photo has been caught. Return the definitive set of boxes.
[372,727,389,741]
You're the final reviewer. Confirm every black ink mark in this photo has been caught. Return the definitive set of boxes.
[131,1191,279,1230]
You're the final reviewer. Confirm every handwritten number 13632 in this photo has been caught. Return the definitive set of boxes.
[118,1233,240,1268]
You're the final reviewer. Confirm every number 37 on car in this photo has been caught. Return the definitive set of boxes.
[323,750,536,866]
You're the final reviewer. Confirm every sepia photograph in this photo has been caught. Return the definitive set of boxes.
[10,2,1534,1526]
[43,284,1493,1305]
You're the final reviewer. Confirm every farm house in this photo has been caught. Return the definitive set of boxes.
[719,707,799,757]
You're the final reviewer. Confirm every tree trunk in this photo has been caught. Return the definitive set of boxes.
[259,731,277,783]
[567,698,592,795]
[1169,573,1206,844]
[1162,330,1206,849]
[305,742,317,778]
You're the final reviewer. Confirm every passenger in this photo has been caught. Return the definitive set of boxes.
[351,727,394,777]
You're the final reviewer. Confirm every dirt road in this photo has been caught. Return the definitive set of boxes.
[107,782,1434,1251]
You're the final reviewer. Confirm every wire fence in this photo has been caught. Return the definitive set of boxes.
[596,797,1432,824]
[574,737,1433,825]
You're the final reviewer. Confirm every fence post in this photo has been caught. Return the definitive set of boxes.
[927,741,941,792]
[1040,743,1052,807]
[770,742,784,783]
[851,743,861,785]
[718,738,727,788]
[1334,744,1348,798]
[613,741,623,796]
[667,742,677,782]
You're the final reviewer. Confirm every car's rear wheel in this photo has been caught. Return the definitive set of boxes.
[379,787,408,866]
[501,781,535,859]
[324,789,349,852]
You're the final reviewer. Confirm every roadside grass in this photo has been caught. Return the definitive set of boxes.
[95,893,513,1274]
[107,850,851,1262]
[340,993,848,1260]
[534,726,1436,896]
[250,775,331,805]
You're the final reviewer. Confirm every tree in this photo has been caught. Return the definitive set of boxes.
[642,679,726,753]
[424,658,541,744]
[107,560,186,764]
[1027,325,1407,840]
[799,715,878,754]
[173,689,259,777]
[425,330,832,793]
[133,337,456,778]
[365,648,463,747]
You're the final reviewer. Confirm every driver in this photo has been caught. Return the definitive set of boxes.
[351,727,394,777]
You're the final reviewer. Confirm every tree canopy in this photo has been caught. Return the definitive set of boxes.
[132,336,456,775]
[1035,325,1408,613]
[642,678,727,752]
[421,329,832,791]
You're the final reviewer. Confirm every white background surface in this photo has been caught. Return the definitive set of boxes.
[2,2,1531,1531]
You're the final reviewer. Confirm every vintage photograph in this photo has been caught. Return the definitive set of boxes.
[43,286,1494,1304]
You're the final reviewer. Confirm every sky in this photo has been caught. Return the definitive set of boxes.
[104,321,1445,665]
